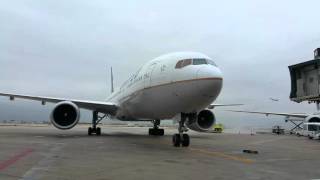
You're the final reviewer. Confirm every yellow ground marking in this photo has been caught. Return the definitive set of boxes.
[189,147,254,164]
[144,139,254,164]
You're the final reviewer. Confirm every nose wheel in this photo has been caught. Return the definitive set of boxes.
[173,113,191,147]
[173,133,190,147]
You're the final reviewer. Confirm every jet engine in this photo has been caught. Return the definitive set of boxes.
[50,101,80,130]
[186,110,215,132]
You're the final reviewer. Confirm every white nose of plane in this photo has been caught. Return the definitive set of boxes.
[196,66,223,80]
[196,66,223,98]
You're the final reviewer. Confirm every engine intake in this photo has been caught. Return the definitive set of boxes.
[186,110,215,132]
[50,101,80,130]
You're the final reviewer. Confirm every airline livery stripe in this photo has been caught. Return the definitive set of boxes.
[118,77,223,102]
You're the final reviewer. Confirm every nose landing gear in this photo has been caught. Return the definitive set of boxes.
[149,119,164,136]
[172,113,190,147]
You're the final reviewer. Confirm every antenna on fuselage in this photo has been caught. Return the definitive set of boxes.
[111,67,114,93]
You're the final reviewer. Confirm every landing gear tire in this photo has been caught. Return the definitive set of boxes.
[172,113,192,147]
[181,134,190,147]
[149,128,164,136]
[149,119,164,136]
[159,129,164,136]
[88,127,93,136]
[88,111,104,136]
[173,134,181,147]
[96,127,101,136]
[172,134,190,147]
[88,127,101,136]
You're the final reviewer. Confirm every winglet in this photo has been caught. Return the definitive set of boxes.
[111,67,114,93]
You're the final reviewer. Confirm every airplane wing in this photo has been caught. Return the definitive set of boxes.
[227,110,308,119]
[0,92,118,115]
[208,104,243,109]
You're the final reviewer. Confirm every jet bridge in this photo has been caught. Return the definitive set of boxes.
[289,48,320,104]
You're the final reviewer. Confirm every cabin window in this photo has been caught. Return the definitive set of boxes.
[193,58,207,65]
[308,125,319,131]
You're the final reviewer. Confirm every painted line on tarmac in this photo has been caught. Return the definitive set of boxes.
[20,144,65,180]
[0,148,34,171]
[189,147,254,164]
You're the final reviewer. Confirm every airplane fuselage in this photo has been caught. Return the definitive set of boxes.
[107,52,223,120]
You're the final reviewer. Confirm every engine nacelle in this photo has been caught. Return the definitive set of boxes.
[50,101,80,130]
[186,110,216,132]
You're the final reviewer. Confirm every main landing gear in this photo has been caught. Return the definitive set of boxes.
[88,111,105,136]
[172,113,190,147]
[149,119,164,136]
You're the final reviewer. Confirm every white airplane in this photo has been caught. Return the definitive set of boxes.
[269,97,280,102]
[228,110,320,131]
[0,52,240,147]
[227,110,316,121]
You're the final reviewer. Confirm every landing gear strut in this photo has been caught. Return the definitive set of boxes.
[88,111,104,136]
[149,119,164,136]
[172,113,190,147]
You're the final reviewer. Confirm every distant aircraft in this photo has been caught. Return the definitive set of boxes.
[269,97,280,102]
[0,52,241,147]
[228,110,320,136]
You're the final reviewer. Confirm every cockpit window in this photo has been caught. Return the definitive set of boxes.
[175,60,183,69]
[182,59,192,67]
[207,59,217,67]
[175,58,217,69]
[193,58,207,65]
[175,59,192,69]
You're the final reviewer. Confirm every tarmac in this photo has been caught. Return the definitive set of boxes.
[0,125,320,180]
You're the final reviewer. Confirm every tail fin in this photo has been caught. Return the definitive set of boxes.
[110,67,114,93]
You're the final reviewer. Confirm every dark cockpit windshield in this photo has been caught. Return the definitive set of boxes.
[175,59,217,69]
[193,59,207,65]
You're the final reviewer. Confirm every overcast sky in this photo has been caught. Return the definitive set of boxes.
[0,0,320,130]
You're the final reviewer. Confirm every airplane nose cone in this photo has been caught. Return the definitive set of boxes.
[196,66,223,80]
[196,66,223,98]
